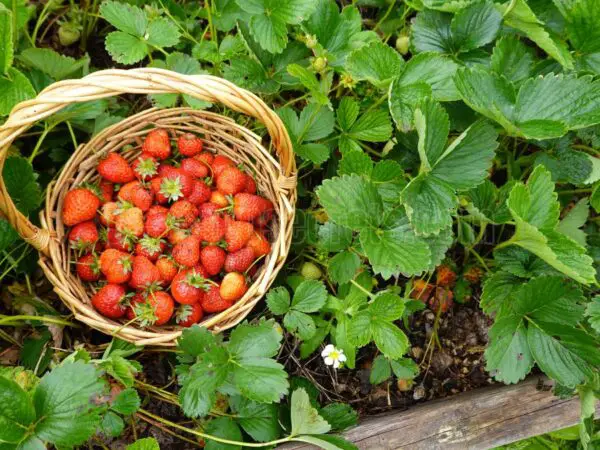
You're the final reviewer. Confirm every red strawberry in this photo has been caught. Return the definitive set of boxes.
[217,167,247,195]
[143,129,171,160]
[99,180,114,203]
[176,302,204,327]
[100,249,133,284]
[225,221,254,252]
[135,235,165,261]
[92,284,128,319]
[115,206,144,237]
[159,169,194,201]
[181,158,209,178]
[201,285,233,313]
[212,155,235,179]
[172,235,201,267]
[132,153,158,181]
[177,133,203,156]
[147,205,169,216]
[150,177,169,204]
[220,272,247,302]
[118,181,154,211]
[168,228,189,245]
[224,247,255,273]
[100,202,119,227]
[210,191,229,207]
[127,291,175,326]
[156,256,178,285]
[62,188,100,226]
[144,210,169,238]
[68,221,98,252]
[246,231,271,257]
[106,228,134,252]
[233,193,272,222]
[194,151,214,167]
[254,209,273,230]
[171,267,210,304]
[76,254,101,281]
[187,180,212,206]
[129,255,161,290]
[200,245,226,276]
[169,200,198,229]
[193,215,226,243]
[97,153,135,183]
[244,175,257,194]
[199,202,219,219]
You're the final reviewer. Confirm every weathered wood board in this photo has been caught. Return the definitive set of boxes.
[282,377,600,450]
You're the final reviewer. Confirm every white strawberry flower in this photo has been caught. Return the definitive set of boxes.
[321,344,346,369]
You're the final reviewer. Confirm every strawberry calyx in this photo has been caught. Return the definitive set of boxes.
[175,304,193,323]
[133,298,158,327]
[185,270,217,291]
[139,235,164,253]
[135,157,159,179]
[160,177,184,201]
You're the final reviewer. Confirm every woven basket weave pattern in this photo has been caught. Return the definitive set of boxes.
[0,69,296,346]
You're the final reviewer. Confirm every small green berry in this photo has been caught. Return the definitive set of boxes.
[301,262,322,280]
[396,36,410,55]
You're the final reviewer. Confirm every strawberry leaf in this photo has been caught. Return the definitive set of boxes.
[105,31,147,64]
[146,17,180,48]
[230,397,281,442]
[99,0,147,36]
[290,388,331,435]
[328,251,360,285]
[0,4,13,75]
[3,156,42,215]
[0,67,35,116]
[346,41,403,89]
[19,48,89,80]
[0,376,36,444]
[0,218,18,252]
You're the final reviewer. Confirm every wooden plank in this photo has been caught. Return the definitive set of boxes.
[282,378,600,450]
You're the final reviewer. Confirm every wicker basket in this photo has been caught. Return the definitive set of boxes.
[0,68,297,346]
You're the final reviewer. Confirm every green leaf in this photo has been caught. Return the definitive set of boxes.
[297,143,330,164]
[480,270,522,315]
[293,280,327,313]
[318,403,358,431]
[19,48,88,80]
[287,64,330,106]
[450,0,502,52]
[390,358,419,379]
[369,354,391,384]
[0,4,13,75]
[317,174,383,230]
[100,0,147,36]
[284,310,316,340]
[485,315,533,384]
[411,10,454,54]
[585,297,600,333]
[556,198,588,247]
[338,151,373,177]
[33,361,105,447]
[560,0,600,54]
[290,388,331,436]
[370,293,405,322]
[336,97,360,131]
[178,326,216,357]
[105,31,147,64]
[230,397,280,442]
[372,320,409,360]
[500,0,573,69]
[0,68,35,116]
[413,99,449,170]
[205,418,243,450]
[266,287,291,315]
[127,438,160,450]
[3,156,42,215]
[229,321,283,359]
[347,109,392,142]
[0,377,35,444]
[328,251,360,285]
[0,218,18,252]
[100,411,125,438]
[111,388,140,415]
[490,36,536,85]
[318,222,353,253]
[146,17,180,48]
[346,41,403,89]
[233,358,289,403]
[293,434,359,450]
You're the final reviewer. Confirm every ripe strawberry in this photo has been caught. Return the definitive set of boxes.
[201,285,233,313]
[118,181,154,211]
[244,175,257,194]
[193,215,226,243]
[220,272,247,302]
[97,153,135,183]
[187,180,212,206]
[128,291,175,326]
[132,153,158,181]
[100,202,119,227]
[68,221,98,252]
[156,256,178,285]
[129,255,161,290]
[225,221,254,252]
[159,169,194,201]
[217,167,247,195]
[254,208,273,230]
[210,191,229,208]
[62,188,100,226]
[147,205,169,216]
[99,180,114,203]
[135,235,165,261]
[212,155,235,179]
[246,231,271,257]
[115,206,144,237]
[92,284,128,319]
[76,254,101,281]
[169,200,198,229]
[146,291,175,325]
[100,249,133,284]
[168,228,189,245]
[150,177,169,204]
[145,210,171,238]
[143,129,171,160]
[172,235,201,267]
[194,151,214,167]
[176,302,204,327]
[224,247,255,273]
[199,202,219,219]
[177,133,203,156]
[233,193,272,222]
[171,267,210,304]
[106,228,134,252]
[181,158,209,178]
[200,245,226,276]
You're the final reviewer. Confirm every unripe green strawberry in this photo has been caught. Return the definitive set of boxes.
[301,261,322,280]
[396,35,410,55]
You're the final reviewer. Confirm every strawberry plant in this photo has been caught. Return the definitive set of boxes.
[1,0,600,448]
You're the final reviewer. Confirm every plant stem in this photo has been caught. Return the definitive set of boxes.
[350,279,373,298]
[373,0,397,32]
[0,315,77,327]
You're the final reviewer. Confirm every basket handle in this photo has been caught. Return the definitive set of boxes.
[0,68,295,256]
